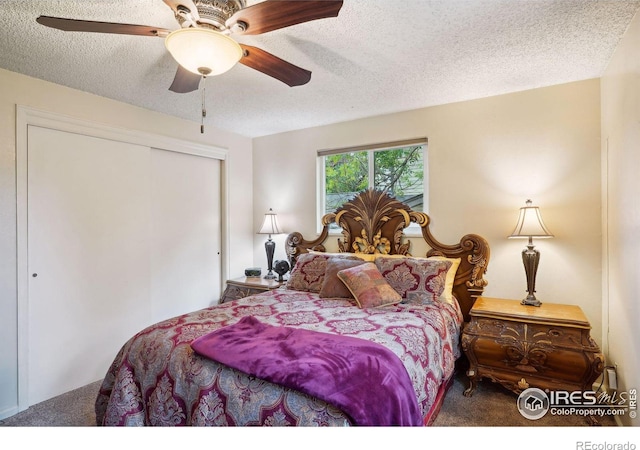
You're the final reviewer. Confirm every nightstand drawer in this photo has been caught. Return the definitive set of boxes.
[469,329,598,387]
[472,317,586,347]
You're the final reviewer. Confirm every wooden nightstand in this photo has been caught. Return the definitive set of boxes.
[461,297,604,396]
[220,277,284,303]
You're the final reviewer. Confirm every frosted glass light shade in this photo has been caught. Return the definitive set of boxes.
[165,28,242,76]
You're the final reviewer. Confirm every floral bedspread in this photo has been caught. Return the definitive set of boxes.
[95,288,463,426]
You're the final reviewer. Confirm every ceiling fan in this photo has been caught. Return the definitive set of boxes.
[36,0,344,94]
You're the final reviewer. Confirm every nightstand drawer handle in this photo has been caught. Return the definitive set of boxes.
[517,378,529,390]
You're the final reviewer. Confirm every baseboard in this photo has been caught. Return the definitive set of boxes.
[0,405,19,421]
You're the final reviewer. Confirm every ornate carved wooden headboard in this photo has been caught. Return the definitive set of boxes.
[285,189,490,321]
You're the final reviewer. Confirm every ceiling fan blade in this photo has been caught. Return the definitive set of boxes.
[36,16,170,37]
[162,0,201,21]
[226,0,343,35]
[169,65,202,93]
[239,44,311,87]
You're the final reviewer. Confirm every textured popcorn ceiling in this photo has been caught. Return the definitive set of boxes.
[0,1,639,138]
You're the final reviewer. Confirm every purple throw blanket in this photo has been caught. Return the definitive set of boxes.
[191,316,423,426]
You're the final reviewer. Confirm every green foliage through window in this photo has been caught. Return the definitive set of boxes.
[323,144,425,215]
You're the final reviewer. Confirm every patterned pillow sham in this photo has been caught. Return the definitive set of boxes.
[370,254,461,305]
[426,256,461,305]
[287,252,360,293]
[336,262,402,308]
[374,256,452,305]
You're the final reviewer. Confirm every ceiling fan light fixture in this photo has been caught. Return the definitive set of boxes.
[165,27,242,76]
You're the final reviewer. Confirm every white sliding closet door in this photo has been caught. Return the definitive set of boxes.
[27,126,151,405]
[150,148,221,322]
[26,126,222,406]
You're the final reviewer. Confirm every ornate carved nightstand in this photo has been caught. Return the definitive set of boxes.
[220,277,284,303]
[461,297,604,396]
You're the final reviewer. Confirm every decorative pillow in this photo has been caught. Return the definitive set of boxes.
[287,252,360,293]
[286,253,330,293]
[375,256,452,305]
[336,263,402,308]
[427,256,461,305]
[319,258,366,298]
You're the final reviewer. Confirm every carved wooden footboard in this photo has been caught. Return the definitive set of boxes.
[285,189,490,321]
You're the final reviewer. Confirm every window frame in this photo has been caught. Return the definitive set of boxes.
[317,138,428,236]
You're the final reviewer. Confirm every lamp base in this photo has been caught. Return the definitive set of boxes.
[521,243,542,307]
[264,237,276,280]
[521,294,542,307]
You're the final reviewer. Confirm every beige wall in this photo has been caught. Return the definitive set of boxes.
[0,68,254,418]
[601,10,640,427]
[253,79,603,348]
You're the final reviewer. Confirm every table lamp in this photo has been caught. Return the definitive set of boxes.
[508,199,554,306]
[257,208,282,280]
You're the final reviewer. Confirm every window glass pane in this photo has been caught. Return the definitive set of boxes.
[373,146,424,211]
[324,151,368,214]
[320,142,426,235]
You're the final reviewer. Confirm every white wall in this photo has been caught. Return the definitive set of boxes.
[0,68,254,418]
[253,79,603,346]
[601,10,640,427]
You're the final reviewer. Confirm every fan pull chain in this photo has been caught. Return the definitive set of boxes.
[201,75,207,134]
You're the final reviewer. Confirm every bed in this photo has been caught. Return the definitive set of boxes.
[95,189,490,426]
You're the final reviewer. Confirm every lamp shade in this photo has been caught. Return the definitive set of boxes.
[258,209,282,235]
[508,200,553,238]
[165,27,242,76]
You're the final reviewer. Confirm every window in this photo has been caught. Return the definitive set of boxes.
[317,139,427,234]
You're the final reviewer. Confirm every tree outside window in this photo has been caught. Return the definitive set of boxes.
[323,144,425,216]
